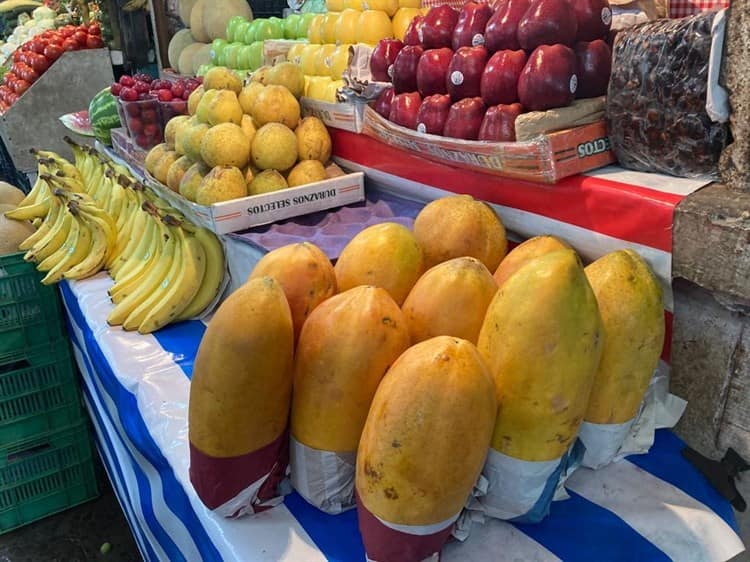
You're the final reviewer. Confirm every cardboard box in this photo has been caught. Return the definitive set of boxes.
[301,98,366,133]
[361,106,616,184]
[263,39,307,65]
[141,166,366,235]
[110,127,148,170]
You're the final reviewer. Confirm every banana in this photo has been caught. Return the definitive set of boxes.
[108,220,177,327]
[4,195,51,221]
[41,211,92,285]
[108,218,160,303]
[77,201,117,255]
[138,225,207,334]
[19,196,62,251]
[107,192,140,271]
[34,211,74,268]
[63,212,109,280]
[16,175,50,207]
[109,200,152,279]
[46,170,85,194]
[177,227,226,320]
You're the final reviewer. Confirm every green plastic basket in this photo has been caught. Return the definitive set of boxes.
[0,420,98,533]
[0,252,65,363]
[0,339,84,448]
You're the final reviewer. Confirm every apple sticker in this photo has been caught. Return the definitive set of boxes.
[601,7,612,25]
[472,33,485,47]
[417,122,427,133]
[569,74,578,94]
[451,71,464,85]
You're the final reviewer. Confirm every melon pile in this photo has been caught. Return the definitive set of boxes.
[187,193,666,558]
[145,64,333,206]
[168,0,254,75]
[0,182,34,255]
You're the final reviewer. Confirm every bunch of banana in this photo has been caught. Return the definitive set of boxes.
[106,202,226,334]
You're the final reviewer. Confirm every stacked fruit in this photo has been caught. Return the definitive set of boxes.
[3,142,226,334]
[0,22,104,112]
[371,0,612,141]
[309,0,423,45]
[188,193,665,558]
[144,65,333,205]
[110,73,203,149]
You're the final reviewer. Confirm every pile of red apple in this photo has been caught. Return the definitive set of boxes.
[0,23,104,113]
[370,0,612,141]
[112,74,201,149]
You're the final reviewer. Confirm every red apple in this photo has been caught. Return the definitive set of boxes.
[443,97,486,140]
[575,0,612,41]
[478,103,524,141]
[517,0,578,50]
[518,44,578,110]
[373,87,395,118]
[480,49,527,106]
[416,47,453,97]
[484,0,530,53]
[371,39,404,82]
[416,94,451,135]
[86,34,104,49]
[403,15,424,46]
[392,45,423,94]
[446,45,488,101]
[574,39,611,98]
[389,92,423,129]
[452,2,493,51]
[421,5,460,49]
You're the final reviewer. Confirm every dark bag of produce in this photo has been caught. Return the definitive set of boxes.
[606,11,729,177]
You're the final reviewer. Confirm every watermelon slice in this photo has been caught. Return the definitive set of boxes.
[59,109,95,137]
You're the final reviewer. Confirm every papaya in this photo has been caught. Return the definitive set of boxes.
[493,234,572,286]
[584,250,665,424]
[189,276,294,458]
[477,249,603,462]
[334,222,424,306]
[356,336,497,526]
[402,257,498,345]
[248,242,336,340]
[413,195,507,271]
[292,286,410,452]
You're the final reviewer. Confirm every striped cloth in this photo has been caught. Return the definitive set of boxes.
[668,0,730,18]
[58,165,745,561]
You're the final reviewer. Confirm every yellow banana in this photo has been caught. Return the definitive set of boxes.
[41,212,92,285]
[109,218,159,302]
[4,196,51,221]
[18,196,62,251]
[177,227,226,320]
[138,225,207,334]
[63,212,108,280]
[110,200,152,279]
[16,175,50,207]
[77,202,117,255]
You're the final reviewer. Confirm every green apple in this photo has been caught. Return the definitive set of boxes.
[224,42,243,69]
[244,19,260,43]
[210,39,228,66]
[268,17,285,39]
[296,13,317,39]
[247,41,264,71]
[226,16,248,43]
[235,20,252,44]
[283,14,301,39]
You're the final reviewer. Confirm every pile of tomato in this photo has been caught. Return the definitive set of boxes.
[0,23,105,112]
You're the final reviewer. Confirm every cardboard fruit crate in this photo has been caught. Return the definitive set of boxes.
[0,420,98,533]
[301,98,366,134]
[361,105,615,184]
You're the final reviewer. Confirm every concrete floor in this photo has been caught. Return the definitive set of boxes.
[0,459,141,562]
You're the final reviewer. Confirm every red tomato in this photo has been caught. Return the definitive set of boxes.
[62,39,78,52]
[29,53,50,73]
[88,23,101,36]
[73,31,88,47]
[3,73,16,88]
[6,92,19,105]
[10,62,25,77]
[12,50,23,63]
[85,34,104,49]
[29,39,45,55]
[43,44,63,62]
[13,80,30,96]
[61,25,76,38]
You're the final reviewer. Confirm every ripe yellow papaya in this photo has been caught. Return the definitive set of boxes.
[493,234,572,286]
[189,276,294,458]
[248,242,336,340]
[413,195,508,271]
[402,257,498,345]
[291,286,411,452]
[584,250,665,424]
[478,249,603,462]
[334,222,424,306]
[356,336,497,526]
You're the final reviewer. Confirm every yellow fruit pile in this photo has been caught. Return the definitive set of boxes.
[145,65,333,204]
[310,0,425,45]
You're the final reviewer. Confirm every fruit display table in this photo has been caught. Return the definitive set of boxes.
[59,271,745,562]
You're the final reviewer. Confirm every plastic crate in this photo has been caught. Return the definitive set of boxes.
[0,420,98,533]
[0,339,84,448]
[0,252,65,363]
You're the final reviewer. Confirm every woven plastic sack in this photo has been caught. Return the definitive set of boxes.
[606,11,729,177]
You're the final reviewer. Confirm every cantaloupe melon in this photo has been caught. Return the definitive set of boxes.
[178,0,198,26]
[190,0,210,42]
[191,43,213,74]
[0,207,35,255]
[178,42,206,75]
[0,182,25,206]
[168,28,195,69]
[201,0,254,40]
